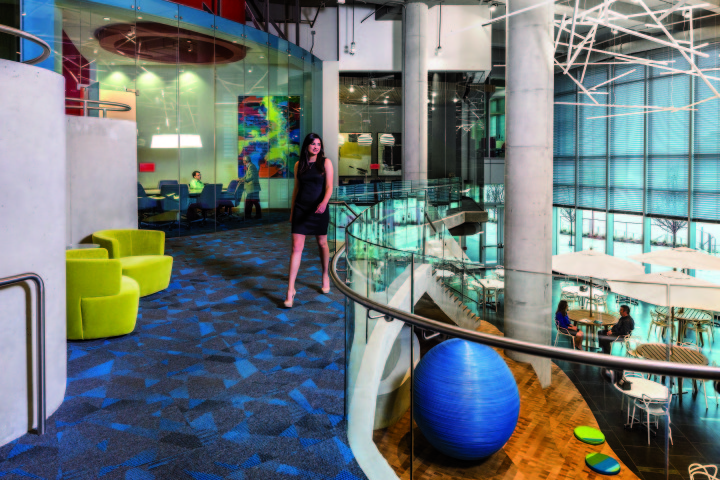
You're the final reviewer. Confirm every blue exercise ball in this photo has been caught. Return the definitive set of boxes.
[413,339,520,460]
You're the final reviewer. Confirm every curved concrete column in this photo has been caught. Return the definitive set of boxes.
[503,0,554,387]
[402,1,428,181]
[0,59,67,445]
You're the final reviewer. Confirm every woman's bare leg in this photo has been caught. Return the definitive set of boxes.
[575,331,584,349]
[316,235,330,290]
[287,234,305,301]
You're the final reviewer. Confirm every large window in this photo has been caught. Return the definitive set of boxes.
[553,44,720,227]
[613,214,643,262]
[54,0,321,237]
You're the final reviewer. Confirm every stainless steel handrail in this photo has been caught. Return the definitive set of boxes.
[0,24,51,66]
[331,244,720,381]
[65,98,132,118]
[0,273,46,435]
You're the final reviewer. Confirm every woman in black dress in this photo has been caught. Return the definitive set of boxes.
[284,133,334,308]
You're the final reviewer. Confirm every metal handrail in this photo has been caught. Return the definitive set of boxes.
[330,244,720,381]
[65,98,132,118]
[0,24,51,66]
[0,273,46,435]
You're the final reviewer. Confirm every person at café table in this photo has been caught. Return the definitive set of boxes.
[598,304,635,355]
[556,300,584,349]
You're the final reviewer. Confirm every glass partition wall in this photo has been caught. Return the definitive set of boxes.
[52,0,321,237]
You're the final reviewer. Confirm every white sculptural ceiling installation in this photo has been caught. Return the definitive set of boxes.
[477,0,719,120]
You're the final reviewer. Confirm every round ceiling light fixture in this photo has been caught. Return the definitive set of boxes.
[95,22,247,64]
[379,133,395,146]
[357,133,373,146]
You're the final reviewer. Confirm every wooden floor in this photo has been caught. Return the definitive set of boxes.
[372,308,640,480]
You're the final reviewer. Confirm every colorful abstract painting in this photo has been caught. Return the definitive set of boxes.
[238,96,301,178]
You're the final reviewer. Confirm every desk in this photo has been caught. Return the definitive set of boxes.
[568,310,619,351]
[613,377,669,427]
[655,307,712,340]
[635,343,708,400]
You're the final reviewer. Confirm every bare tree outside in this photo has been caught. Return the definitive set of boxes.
[485,184,505,222]
[652,218,687,248]
[560,208,576,247]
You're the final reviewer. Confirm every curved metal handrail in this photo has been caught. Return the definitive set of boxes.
[330,244,720,381]
[0,24,51,66]
[65,98,132,118]
[0,273,46,435]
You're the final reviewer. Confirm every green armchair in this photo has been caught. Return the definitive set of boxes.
[66,248,140,340]
[92,229,173,297]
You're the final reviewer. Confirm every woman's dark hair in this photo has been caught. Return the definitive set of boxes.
[557,300,568,314]
[298,133,326,176]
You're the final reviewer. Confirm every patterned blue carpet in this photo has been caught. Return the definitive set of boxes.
[0,222,366,480]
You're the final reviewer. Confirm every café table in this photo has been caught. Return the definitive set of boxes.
[655,307,713,340]
[472,279,504,308]
[635,342,709,401]
[612,376,670,428]
[568,309,620,351]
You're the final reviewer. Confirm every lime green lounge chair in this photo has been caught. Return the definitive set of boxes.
[66,248,140,340]
[92,229,173,297]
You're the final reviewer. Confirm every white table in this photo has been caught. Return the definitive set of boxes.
[474,279,504,290]
[562,285,606,299]
[435,269,459,279]
[472,279,505,308]
[613,377,669,428]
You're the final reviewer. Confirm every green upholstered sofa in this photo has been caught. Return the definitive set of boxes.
[92,229,173,297]
[66,248,140,340]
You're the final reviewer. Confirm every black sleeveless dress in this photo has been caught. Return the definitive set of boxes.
[292,161,330,235]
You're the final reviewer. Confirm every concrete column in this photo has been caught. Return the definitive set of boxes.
[0,59,67,445]
[402,1,428,181]
[503,0,554,387]
[322,61,340,186]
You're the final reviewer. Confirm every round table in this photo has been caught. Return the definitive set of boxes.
[471,279,505,308]
[612,377,670,427]
[65,243,100,250]
[655,307,713,341]
[562,285,607,299]
[568,310,619,351]
[635,343,709,401]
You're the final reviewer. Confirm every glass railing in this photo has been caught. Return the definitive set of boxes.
[333,183,720,480]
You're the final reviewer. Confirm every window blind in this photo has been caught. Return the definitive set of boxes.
[646,49,690,218]
[692,44,720,220]
[554,87,576,206]
[609,65,645,214]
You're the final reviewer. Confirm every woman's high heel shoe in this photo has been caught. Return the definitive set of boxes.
[283,290,296,308]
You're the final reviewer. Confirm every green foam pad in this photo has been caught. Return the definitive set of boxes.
[585,452,621,476]
[574,426,606,445]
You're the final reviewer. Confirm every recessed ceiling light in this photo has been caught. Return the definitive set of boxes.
[259,55,264,58]
[104,17,110,20]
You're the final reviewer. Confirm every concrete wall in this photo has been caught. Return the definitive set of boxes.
[338,4,492,75]
[0,59,67,446]
[66,117,138,244]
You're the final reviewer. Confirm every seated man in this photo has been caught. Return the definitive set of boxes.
[189,170,204,193]
[598,305,635,355]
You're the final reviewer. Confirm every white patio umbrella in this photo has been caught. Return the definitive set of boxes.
[553,249,645,280]
[553,250,644,317]
[629,247,720,272]
[606,270,720,312]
